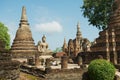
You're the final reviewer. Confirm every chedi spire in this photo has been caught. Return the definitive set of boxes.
[64,37,67,44]
[76,22,81,36]
[76,22,82,44]
[62,37,68,52]
[20,6,29,26]
[77,22,80,32]
[21,6,27,21]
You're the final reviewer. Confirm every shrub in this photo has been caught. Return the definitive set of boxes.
[88,59,115,80]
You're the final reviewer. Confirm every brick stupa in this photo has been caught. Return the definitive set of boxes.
[91,0,120,64]
[10,6,37,58]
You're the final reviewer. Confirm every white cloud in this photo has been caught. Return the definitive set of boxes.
[35,21,63,33]
[9,32,15,45]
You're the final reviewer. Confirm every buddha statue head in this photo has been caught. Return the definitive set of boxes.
[42,35,46,43]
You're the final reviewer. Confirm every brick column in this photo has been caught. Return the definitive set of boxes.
[78,56,82,66]
[35,53,40,66]
[45,58,51,68]
[61,56,68,69]
[105,30,110,61]
[112,29,117,64]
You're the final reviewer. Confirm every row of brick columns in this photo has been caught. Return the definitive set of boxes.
[34,55,69,69]
[34,55,82,69]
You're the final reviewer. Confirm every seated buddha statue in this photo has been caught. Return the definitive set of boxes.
[37,35,50,54]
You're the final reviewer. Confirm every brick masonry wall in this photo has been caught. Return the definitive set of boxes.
[0,61,20,80]
[45,68,86,80]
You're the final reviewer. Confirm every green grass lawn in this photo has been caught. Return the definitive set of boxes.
[20,72,44,80]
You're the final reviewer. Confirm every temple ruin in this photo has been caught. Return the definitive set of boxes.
[62,22,91,58]
[1,0,120,79]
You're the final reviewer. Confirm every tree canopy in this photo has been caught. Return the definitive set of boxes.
[53,47,62,53]
[81,0,114,30]
[0,22,10,50]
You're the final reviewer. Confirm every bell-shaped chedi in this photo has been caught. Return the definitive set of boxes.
[16,6,33,41]
[10,6,37,58]
[91,0,120,64]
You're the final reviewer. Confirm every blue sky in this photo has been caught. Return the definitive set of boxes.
[0,0,100,50]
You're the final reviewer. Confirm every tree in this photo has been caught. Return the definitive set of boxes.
[88,59,115,80]
[81,0,114,30]
[53,47,62,53]
[0,22,10,50]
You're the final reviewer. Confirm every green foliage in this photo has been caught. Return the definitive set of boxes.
[53,47,62,53]
[88,59,115,80]
[81,0,114,30]
[0,22,10,50]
